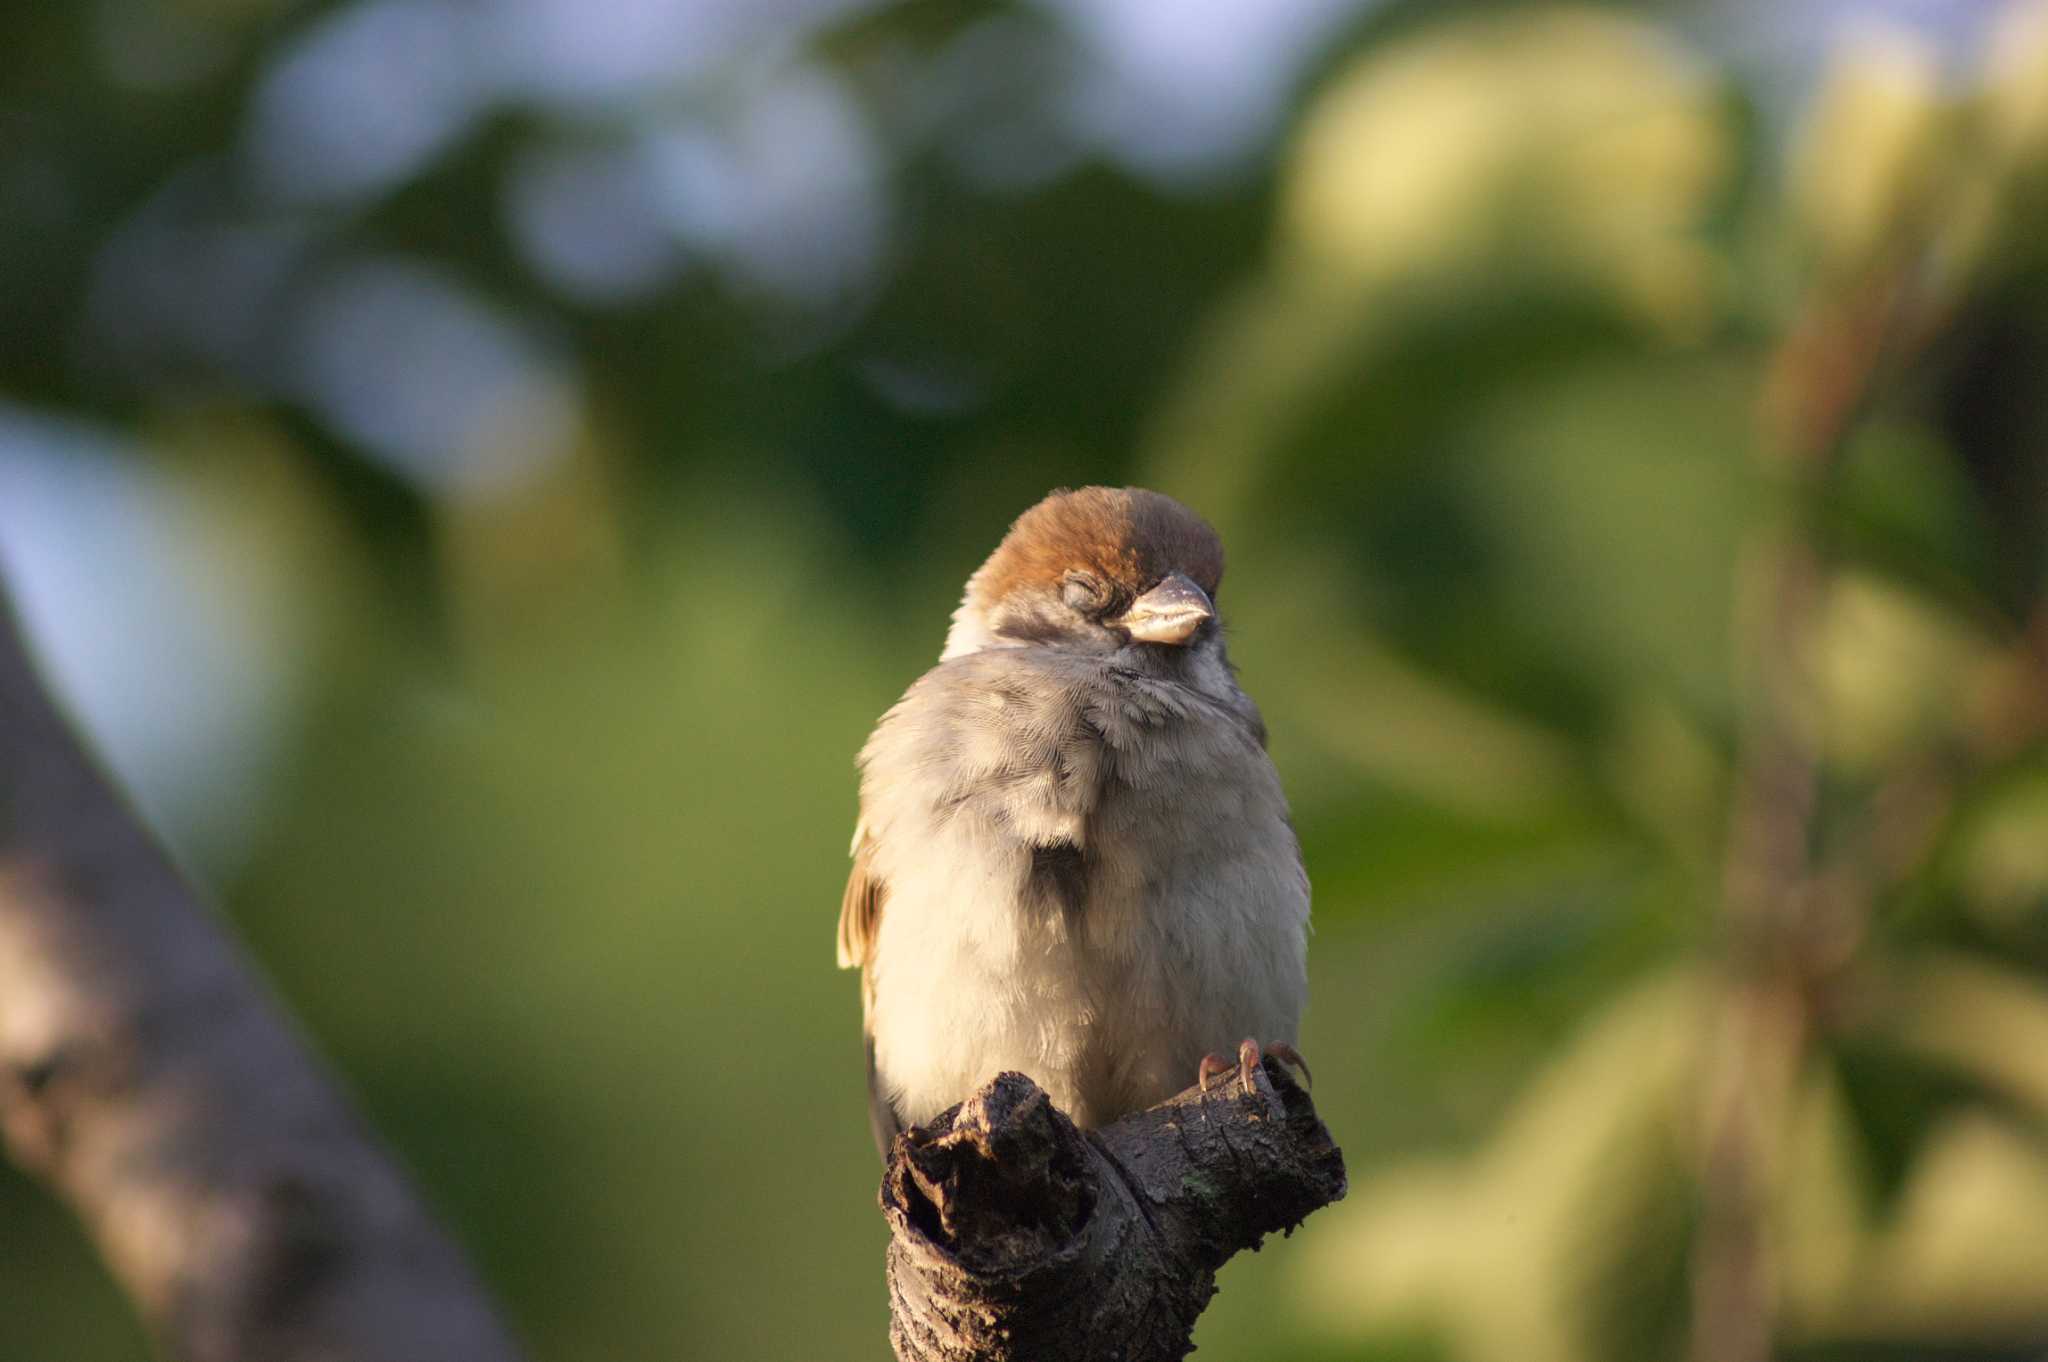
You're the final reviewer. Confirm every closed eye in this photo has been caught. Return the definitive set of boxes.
[1061,572,1109,614]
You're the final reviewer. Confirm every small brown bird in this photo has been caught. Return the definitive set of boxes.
[838,486,1310,1157]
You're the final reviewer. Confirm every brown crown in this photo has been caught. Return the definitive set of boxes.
[970,487,1224,609]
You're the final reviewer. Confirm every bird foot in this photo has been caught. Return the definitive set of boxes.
[1197,1039,1313,1098]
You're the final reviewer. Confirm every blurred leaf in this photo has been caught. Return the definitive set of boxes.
[1574,1110,1699,1362]
[1599,692,1730,874]
[1831,418,2000,602]
[1821,1112,2048,1343]
[1942,765,2048,958]
[1775,1066,1877,1334]
[1830,1032,2000,1216]
[1887,953,2048,1137]
[1456,355,1763,717]
[1803,572,2000,777]
[1984,2,2048,167]
[1791,26,1946,280]
[1294,970,1704,1362]
[1282,5,1732,335]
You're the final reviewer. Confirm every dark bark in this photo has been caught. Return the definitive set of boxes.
[881,1059,1346,1362]
[0,585,526,1362]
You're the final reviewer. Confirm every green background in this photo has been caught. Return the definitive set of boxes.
[7,1,2048,1359]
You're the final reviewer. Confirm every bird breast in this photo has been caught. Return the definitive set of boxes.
[859,646,1309,1129]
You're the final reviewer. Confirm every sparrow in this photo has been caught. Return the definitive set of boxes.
[838,486,1310,1158]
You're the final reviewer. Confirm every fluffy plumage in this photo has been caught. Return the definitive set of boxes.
[839,486,1309,1155]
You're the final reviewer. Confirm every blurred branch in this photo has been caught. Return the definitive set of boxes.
[880,1060,1345,1362]
[0,582,526,1362]
[1692,249,1953,1362]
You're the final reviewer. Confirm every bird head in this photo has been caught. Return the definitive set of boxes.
[942,487,1225,662]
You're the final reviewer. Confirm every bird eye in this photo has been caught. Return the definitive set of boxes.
[1061,572,1108,613]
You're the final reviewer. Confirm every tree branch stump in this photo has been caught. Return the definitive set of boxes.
[881,1059,1346,1362]
[0,584,526,1362]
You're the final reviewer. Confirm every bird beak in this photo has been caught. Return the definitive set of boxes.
[1115,573,1214,646]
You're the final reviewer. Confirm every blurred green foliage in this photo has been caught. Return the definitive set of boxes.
[8,2,2048,1360]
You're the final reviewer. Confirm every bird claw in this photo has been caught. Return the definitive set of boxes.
[1266,1040,1313,1090]
[1197,1048,1236,1095]
[1197,1039,1312,1099]
[1198,1038,1269,1098]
